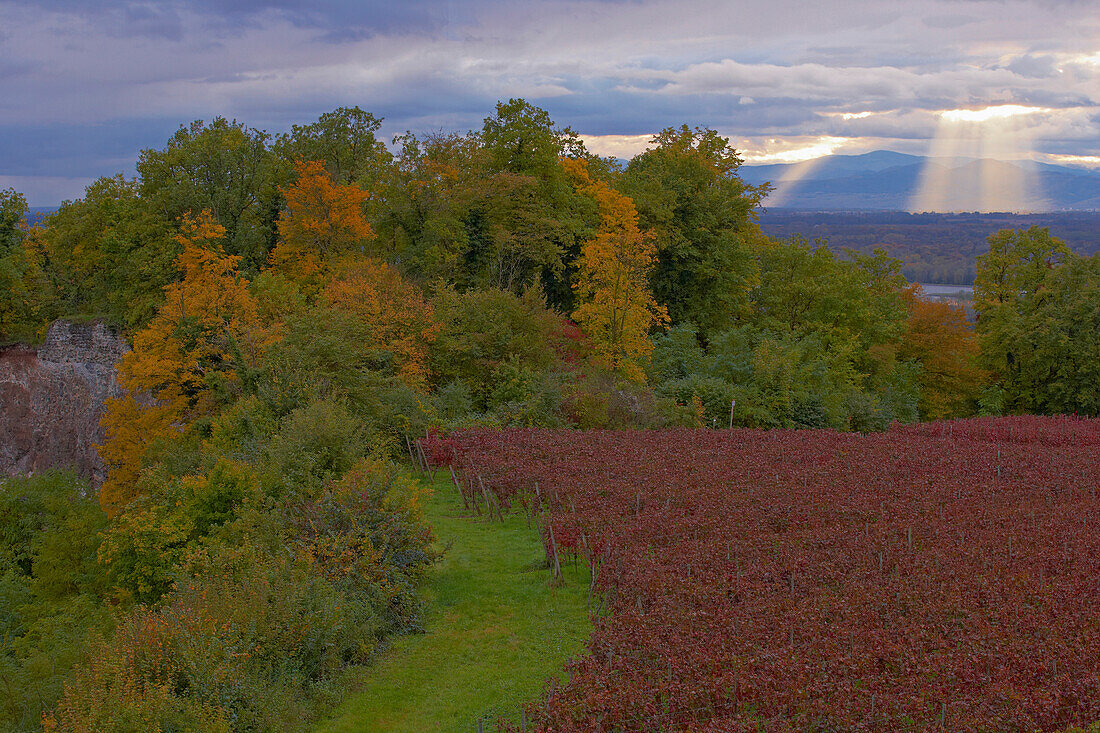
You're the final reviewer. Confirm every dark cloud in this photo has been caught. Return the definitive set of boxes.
[1007,54,1059,79]
[7,0,483,39]
[0,119,183,177]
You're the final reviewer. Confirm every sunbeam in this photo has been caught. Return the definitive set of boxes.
[910,105,1050,212]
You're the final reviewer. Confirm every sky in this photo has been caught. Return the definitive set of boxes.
[0,0,1098,206]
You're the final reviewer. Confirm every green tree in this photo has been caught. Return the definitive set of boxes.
[274,106,392,188]
[750,238,907,364]
[973,227,1076,413]
[1017,254,1100,414]
[474,99,597,302]
[137,118,283,273]
[620,126,769,336]
[0,188,53,342]
[39,176,176,328]
[377,131,485,283]
[429,285,572,408]
[380,101,600,308]
[976,231,1100,414]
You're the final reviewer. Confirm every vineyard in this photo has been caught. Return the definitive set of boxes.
[426,416,1100,731]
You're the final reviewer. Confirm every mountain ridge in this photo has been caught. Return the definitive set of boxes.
[740,152,1100,212]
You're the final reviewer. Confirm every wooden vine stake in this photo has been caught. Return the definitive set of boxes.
[404,435,422,475]
[548,522,563,581]
[415,438,435,481]
[449,466,470,511]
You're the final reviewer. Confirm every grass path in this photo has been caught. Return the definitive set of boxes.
[314,477,591,733]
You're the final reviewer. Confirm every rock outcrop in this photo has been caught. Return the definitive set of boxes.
[0,320,128,486]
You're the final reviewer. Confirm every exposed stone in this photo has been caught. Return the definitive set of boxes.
[0,320,129,487]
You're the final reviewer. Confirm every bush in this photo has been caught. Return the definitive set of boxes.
[50,458,436,732]
[284,460,437,634]
[845,391,891,433]
[0,472,112,731]
[264,400,371,496]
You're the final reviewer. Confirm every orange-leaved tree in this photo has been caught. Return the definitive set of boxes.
[564,158,668,382]
[98,211,266,515]
[322,257,439,389]
[898,284,985,420]
[268,159,375,290]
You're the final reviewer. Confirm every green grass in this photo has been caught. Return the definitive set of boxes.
[314,476,592,733]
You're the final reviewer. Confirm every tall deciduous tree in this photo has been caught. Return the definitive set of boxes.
[377,132,483,283]
[898,285,984,419]
[0,188,53,342]
[268,159,375,291]
[99,212,265,515]
[274,107,392,188]
[38,176,176,328]
[137,118,282,273]
[620,126,768,336]
[475,99,598,303]
[750,237,907,362]
[973,226,1072,412]
[975,227,1100,415]
[565,158,668,382]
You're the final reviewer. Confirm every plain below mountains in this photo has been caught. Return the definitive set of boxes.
[740,151,1100,212]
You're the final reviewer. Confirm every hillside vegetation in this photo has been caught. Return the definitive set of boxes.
[2,99,1100,731]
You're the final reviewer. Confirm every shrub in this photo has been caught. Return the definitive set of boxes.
[264,400,370,496]
[50,459,436,732]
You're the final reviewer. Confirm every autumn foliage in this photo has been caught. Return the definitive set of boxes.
[99,211,264,515]
[269,159,374,288]
[430,419,1100,731]
[899,285,985,419]
[564,158,668,382]
[321,257,439,389]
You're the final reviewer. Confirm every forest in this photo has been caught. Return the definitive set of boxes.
[758,209,1100,286]
[2,99,1100,730]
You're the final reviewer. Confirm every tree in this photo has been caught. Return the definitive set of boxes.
[475,99,598,306]
[974,227,1070,315]
[429,286,574,407]
[620,126,769,336]
[1014,254,1100,415]
[564,158,667,382]
[898,285,984,419]
[321,258,439,390]
[975,234,1100,415]
[0,188,53,342]
[482,98,570,179]
[376,132,483,283]
[274,107,392,188]
[973,227,1073,412]
[99,212,265,515]
[268,159,375,290]
[38,176,176,328]
[137,118,283,273]
[749,237,907,361]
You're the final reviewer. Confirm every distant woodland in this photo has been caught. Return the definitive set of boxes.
[759,209,1100,285]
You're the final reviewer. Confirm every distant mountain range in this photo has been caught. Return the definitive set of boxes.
[739,151,1100,212]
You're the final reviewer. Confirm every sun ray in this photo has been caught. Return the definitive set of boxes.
[911,105,1049,213]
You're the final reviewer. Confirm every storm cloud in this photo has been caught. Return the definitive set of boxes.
[0,0,1097,204]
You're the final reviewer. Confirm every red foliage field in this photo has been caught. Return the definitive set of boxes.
[426,416,1100,732]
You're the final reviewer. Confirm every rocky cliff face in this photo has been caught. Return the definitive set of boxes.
[0,320,128,487]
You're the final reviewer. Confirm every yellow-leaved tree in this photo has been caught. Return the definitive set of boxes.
[268,159,375,291]
[898,284,986,420]
[98,211,265,515]
[564,158,668,382]
[322,257,439,390]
